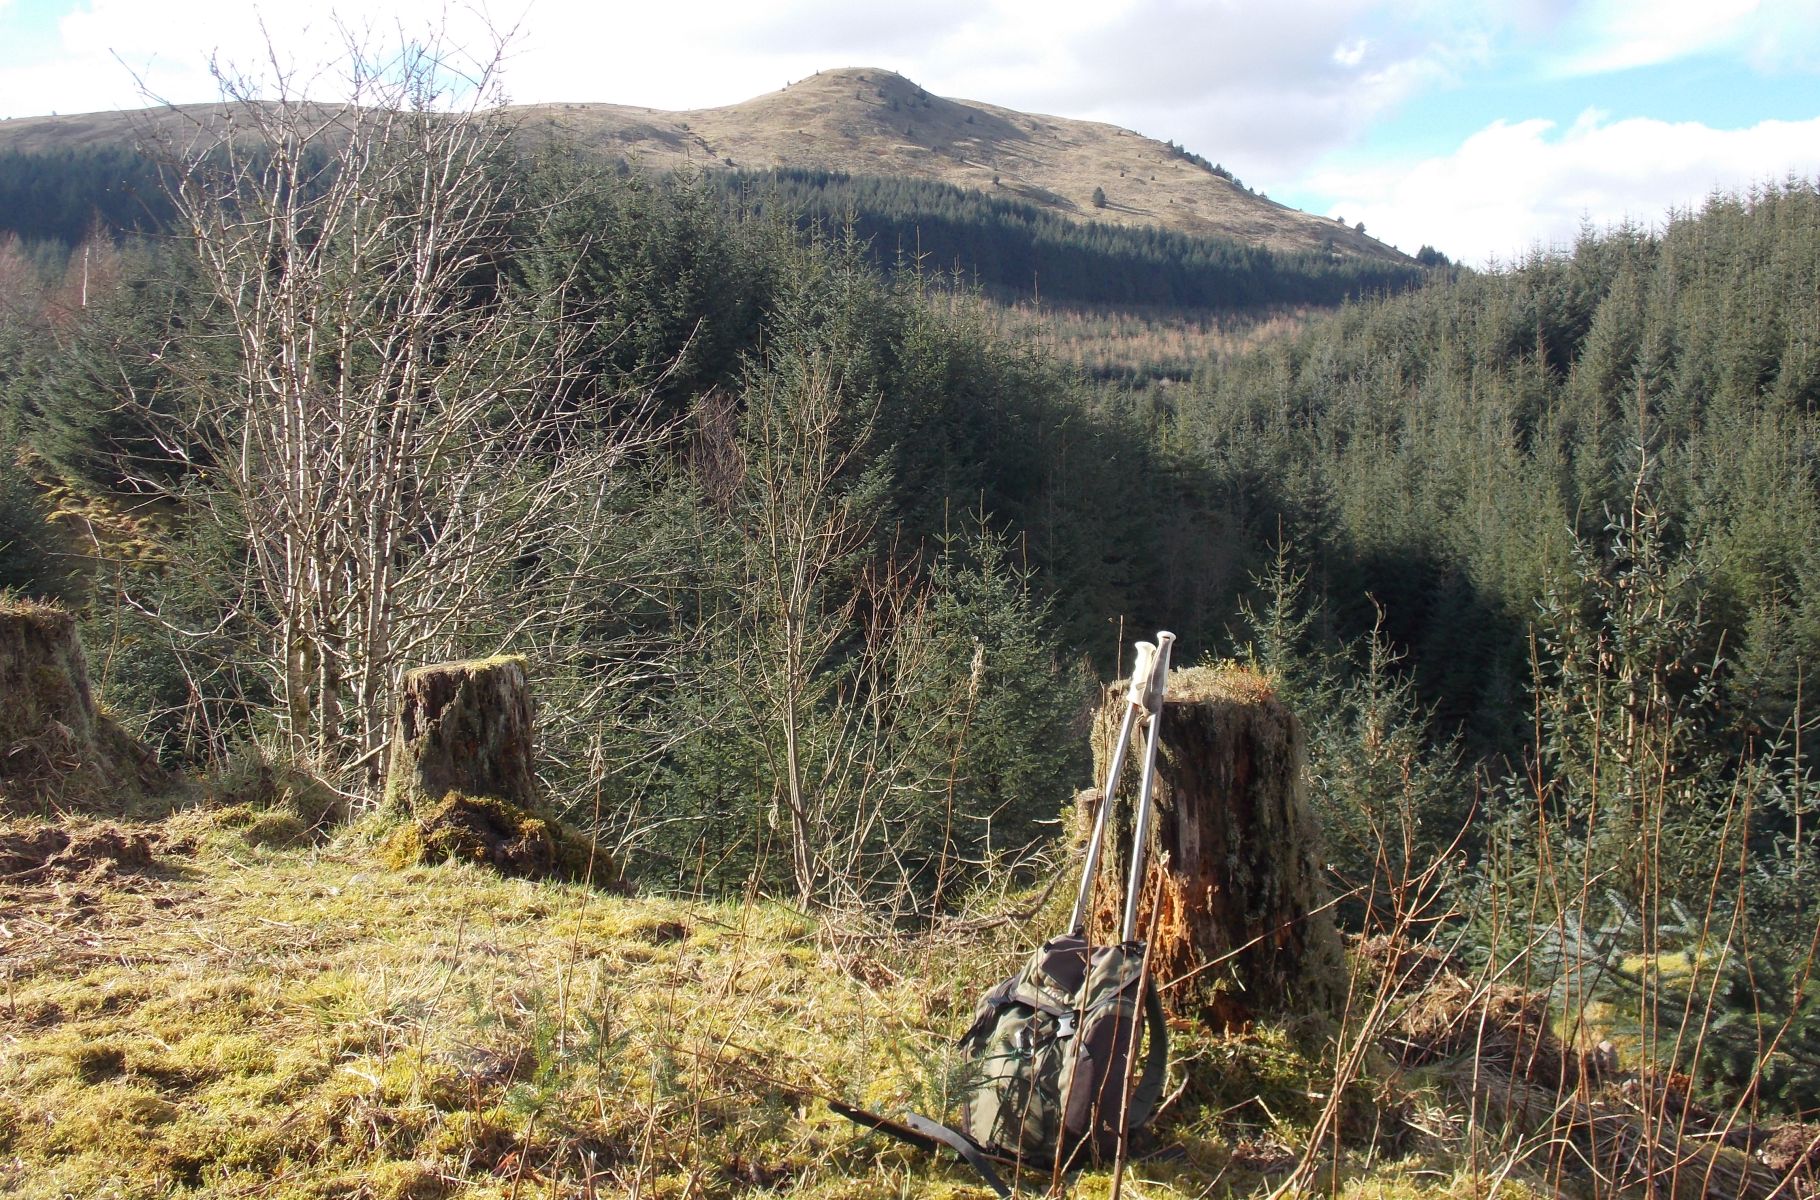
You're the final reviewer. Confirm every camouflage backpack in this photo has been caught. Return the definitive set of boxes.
[957,931,1168,1164]
[834,633,1177,1197]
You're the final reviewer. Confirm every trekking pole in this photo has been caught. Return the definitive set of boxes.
[1120,631,1174,943]
[1069,640,1157,936]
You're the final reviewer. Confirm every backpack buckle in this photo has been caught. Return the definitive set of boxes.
[1055,1013,1077,1039]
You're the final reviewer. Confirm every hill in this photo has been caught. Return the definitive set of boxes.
[0,67,1405,266]
[508,68,1402,262]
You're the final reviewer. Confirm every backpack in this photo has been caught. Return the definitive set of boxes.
[833,632,1177,1197]
[958,932,1169,1163]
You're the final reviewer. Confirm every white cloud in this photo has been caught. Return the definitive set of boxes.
[1333,38,1368,67]
[1547,0,1820,75]
[1301,110,1820,266]
[923,0,1498,183]
[1,0,523,115]
[1550,0,1761,75]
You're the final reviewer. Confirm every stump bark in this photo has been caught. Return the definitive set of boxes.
[382,656,615,886]
[1079,663,1343,1023]
[384,656,539,819]
[1,597,167,813]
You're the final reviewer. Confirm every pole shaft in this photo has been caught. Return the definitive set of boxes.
[1069,700,1139,934]
[1120,632,1174,943]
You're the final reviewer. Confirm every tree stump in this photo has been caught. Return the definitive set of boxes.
[0,597,167,813]
[1079,663,1343,1023]
[384,656,539,819]
[381,656,615,886]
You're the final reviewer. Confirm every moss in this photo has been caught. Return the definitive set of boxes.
[212,802,258,828]
[1168,660,1279,706]
[379,790,622,888]
[245,808,308,847]
[366,1160,451,1200]
[429,1110,519,1168]
[44,1083,181,1154]
[71,1041,129,1084]
[380,820,425,870]
[207,745,345,838]
[415,791,550,873]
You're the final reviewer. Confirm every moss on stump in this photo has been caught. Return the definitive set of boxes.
[1080,662,1343,1024]
[381,658,618,887]
[0,597,169,814]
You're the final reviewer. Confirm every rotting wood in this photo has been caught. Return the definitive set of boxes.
[380,656,617,886]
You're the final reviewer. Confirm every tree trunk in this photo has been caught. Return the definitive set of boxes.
[383,656,538,818]
[1079,663,1343,1024]
[0,597,168,814]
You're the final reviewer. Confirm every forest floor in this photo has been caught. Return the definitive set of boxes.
[3,806,1809,1199]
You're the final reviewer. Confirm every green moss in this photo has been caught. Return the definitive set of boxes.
[378,790,621,888]
[245,808,308,847]
[380,820,425,870]
[366,1160,452,1200]
[70,1040,129,1083]
[212,802,258,828]
[206,745,345,838]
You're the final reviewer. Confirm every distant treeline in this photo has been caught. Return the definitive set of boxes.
[716,167,1426,311]
[0,147,173,243]
[0,147,1426,314]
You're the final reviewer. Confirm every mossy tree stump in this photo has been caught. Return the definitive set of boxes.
[1080,663,1343,1024]
[1,597,167,813]
[382,656,614,885]
[384,657,538,819]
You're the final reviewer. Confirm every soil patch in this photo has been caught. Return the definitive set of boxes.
[0,821,162,883]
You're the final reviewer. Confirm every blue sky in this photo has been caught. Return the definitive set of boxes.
[1,0,1816,265]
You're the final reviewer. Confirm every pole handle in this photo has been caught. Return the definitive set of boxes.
[1124,641,1157,706]
[1145,632,1175,711]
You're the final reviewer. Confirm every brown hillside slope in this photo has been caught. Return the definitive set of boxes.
[512,67,1400,261]
[0,67,1402,263]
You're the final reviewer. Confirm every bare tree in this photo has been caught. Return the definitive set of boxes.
[133,25,657,790]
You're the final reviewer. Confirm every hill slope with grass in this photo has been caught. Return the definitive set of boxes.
[507,68,1401,262]
[0,67,1403,266]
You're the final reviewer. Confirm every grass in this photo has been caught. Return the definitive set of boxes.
[2,804,1703,1200]
[1001,303,1318,385]
[2,811,1019,1198]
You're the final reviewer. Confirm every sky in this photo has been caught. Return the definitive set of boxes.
[1,0,1817,266]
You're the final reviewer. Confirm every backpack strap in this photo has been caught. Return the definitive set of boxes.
[1124,982,1170,1130]
[903,1113,1013,1198]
